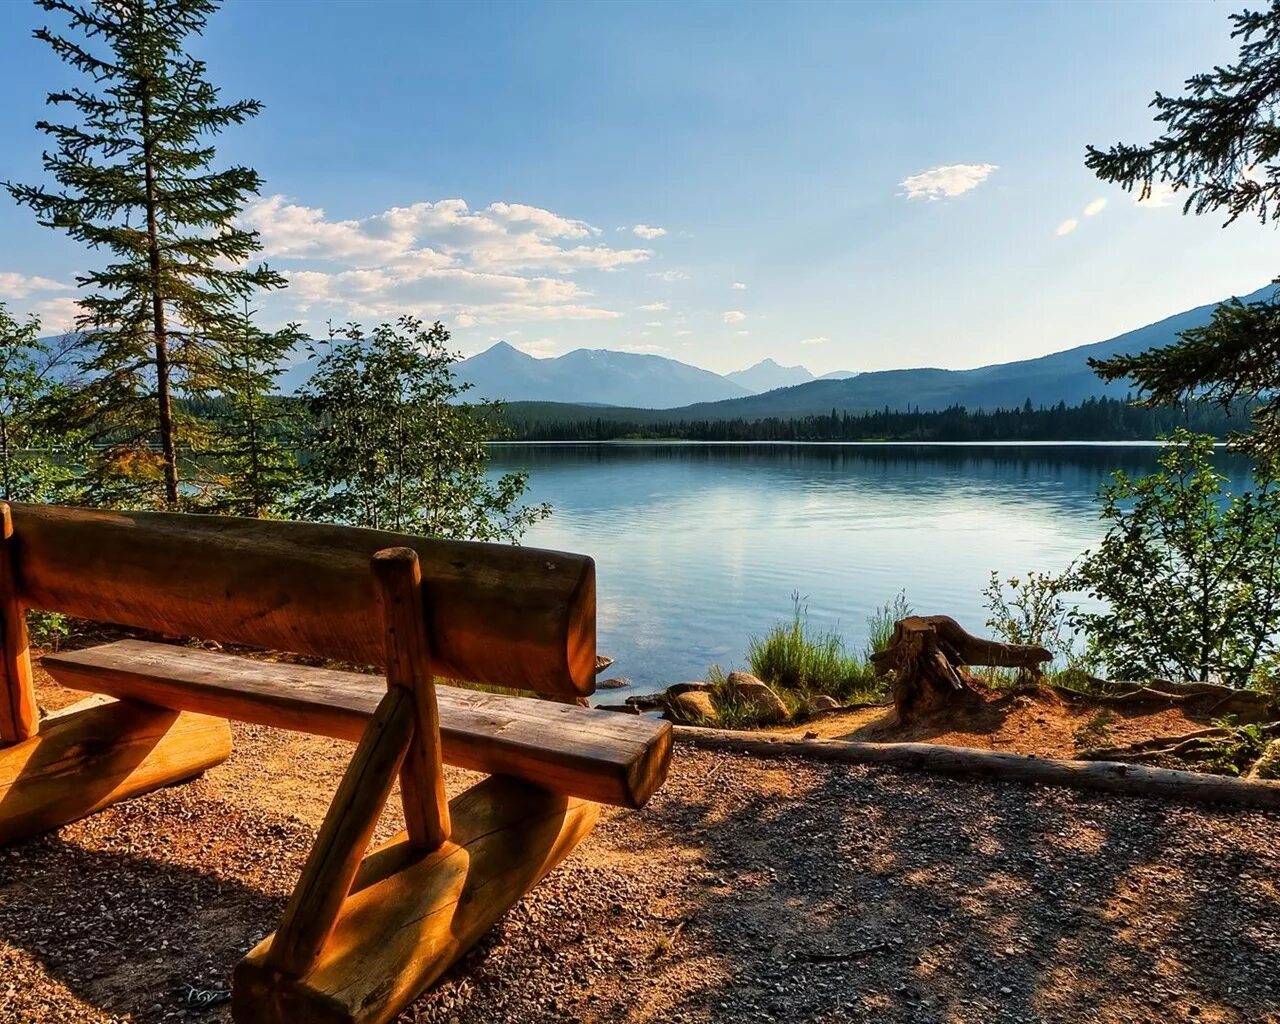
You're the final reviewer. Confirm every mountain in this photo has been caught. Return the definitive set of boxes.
[455,342,751,407]
[725,358,814,393]
[643,284,1276,420]
[818,369,858,381]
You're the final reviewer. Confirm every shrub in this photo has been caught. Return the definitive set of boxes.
[1063,430,1280,688]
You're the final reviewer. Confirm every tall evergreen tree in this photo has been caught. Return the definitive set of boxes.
[205,302,302,518]
[1085,3,1280,459]
[6,0,284,508]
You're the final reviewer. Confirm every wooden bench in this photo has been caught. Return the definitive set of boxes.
[0,502,671,1024]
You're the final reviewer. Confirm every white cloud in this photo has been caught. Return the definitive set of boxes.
[675,329,693,337]
[619,342,669,353]
[731,281,746,290]
[1056,218,1079,237]
[31,296,85,330]
[734,330,749,336]
[899,163,998,200]
[513,337,559,358]
[799,336,829,345]
[0,272,69,299]
[722,310,746,323]
[240,195,650,325]
[1135,182,1181,209]
[645,320,664,328]
[632,224,667,239]
[1083,197,1108,218]
[638,301,669,311]
[648,269,689,282]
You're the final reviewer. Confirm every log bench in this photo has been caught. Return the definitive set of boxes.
[0,502,671,1024]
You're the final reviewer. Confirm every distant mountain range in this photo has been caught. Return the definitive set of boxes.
[454,341,752,407]
[463,283,1274,415]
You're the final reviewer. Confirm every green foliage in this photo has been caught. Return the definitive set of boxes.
[1063,430,1280,687]
[6,0,285,508]
[982,568,1071,657]
[27,610,71,651]
[1198,718,1272,777]
[0,304,87,503]
[864,590,909,661]
[1072,709,1117,752]
[205,303,303,517]
[1086,5,1280,460]
[745,593,883,704]
[295,317,550,541]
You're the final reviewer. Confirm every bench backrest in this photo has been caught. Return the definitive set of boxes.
[7,504,597,697]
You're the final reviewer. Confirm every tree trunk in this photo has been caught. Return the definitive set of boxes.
[871,615,1052,723]
[141,85,180,510]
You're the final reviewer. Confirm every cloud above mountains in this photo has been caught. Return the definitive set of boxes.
[241,195,654,325]
[899,163,999,200]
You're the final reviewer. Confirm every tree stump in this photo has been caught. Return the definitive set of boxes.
[871,615,1052,724]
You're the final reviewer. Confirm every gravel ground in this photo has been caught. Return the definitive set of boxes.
[3,714,1280,1024]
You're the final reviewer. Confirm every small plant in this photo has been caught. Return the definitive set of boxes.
[1198,718,1272,776]
[1072,709,1117,752]
[983,568,1071,657]
[26,610,71,652]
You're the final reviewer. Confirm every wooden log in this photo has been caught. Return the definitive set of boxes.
[233,775,599,1024]
[265,688,416,979]
[0,503,35,743]
[0,695,231,845]
[371,548,450,850]
[8,503,596,696]
[673,726,1280,811]
[43,640,672,808]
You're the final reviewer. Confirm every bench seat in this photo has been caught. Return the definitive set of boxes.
[42,640,670,809]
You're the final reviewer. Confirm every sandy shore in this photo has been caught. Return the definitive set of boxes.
[3,675,1280,1023]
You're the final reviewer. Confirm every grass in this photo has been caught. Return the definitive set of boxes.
[687,593,910,727]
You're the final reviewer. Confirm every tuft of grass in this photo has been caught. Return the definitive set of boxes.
[864,590,910,662]
[744,593,886,707]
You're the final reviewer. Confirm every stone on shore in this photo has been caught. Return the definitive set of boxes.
[670,689,719,725]
[724,671,789,724]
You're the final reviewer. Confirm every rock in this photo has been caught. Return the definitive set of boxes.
[596,677,630,690]
[665,680,711,697]
[724,671,789,724]
[803,694,840,715]
[669,689,719,725]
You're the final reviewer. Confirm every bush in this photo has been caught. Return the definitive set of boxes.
[1063,430,1280,688]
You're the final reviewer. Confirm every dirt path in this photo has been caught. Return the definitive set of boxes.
[3,676,1280,1023]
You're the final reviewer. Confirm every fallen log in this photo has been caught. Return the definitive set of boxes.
[672,726,1280,811]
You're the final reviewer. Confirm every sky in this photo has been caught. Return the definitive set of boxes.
[0,0,1276,376]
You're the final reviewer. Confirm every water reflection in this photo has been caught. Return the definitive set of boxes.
[488,443,1254,697]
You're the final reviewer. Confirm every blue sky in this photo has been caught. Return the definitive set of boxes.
[0,0,1275,374]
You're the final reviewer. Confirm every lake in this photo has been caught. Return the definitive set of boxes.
[487,442,1254,700]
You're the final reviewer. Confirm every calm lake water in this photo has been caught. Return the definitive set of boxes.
[487,443,1254,699]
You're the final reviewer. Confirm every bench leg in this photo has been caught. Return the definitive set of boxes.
[233,774,599,1024]
[0,695,232,846]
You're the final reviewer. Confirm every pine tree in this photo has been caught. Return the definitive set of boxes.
[6,0,284,509]
[206,302,303,518]
[1085,3,1280,460]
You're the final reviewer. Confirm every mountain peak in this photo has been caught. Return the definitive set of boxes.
[725,359,815,394]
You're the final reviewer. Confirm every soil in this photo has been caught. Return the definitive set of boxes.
[4,668,1280,1023]
[779,686,1235,761]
